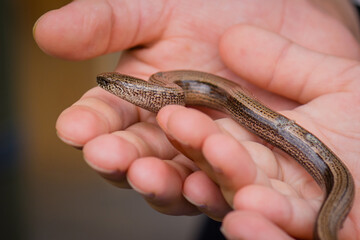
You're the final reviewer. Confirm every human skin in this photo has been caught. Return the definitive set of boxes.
[34,0,360,239]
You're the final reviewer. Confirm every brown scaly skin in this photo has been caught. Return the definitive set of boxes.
[97,70,355,240]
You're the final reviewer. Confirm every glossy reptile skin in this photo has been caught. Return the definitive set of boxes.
[96,70,355,240]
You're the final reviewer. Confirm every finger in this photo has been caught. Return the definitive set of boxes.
[34,0,170,60]
[56,87,150,147]
[83,121,178,185]
[213,118,280,180]
[222,210,294,240]
[220,24,360,103]
[233,185,319,239]
[183,171,232,221]
[127,157,199,216]
[202,134,274,204]
[157,105,221,178]
[83,132,139,188]
[157,106,220,149]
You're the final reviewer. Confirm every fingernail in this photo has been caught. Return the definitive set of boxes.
[56,131,83,148]
[127,178,155,199]
[83,156,114,174]
[167,132,190,147]
[156,105,180,129]
[220,227,229,238]
[100,170,127,182]
[33,15,43,40]
[183,194,207,209]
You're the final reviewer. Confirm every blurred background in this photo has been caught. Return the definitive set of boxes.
[0,0,207,239]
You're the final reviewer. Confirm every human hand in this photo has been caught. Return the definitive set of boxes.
[33,0,360,220]
[159,25,360,239]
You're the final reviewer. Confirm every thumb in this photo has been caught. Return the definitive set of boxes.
[219,25,360,103]
[34,0,169,60]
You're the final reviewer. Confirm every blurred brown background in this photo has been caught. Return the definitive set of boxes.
[0,0,204,239]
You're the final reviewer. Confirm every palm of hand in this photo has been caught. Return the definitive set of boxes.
[34,0,360,239]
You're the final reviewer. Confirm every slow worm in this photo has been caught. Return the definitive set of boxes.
[96,70,354,240]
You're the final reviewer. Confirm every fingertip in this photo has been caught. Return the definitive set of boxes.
[183,171,217,202]
[159,106,219,149]
[156,105,186,132]
[127,157,200,215]
[202,134,245,163]
[83,133,138,173]
[56,105,110,146]
[32,14,43,44]
[182,171,210,208]
[183,171,231,220]
[127,157,183,200]
[202,134,234,173]
[203,134,257,187]
[34,1,111,60]
[34,0,170,60]
[56,86,135,148]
